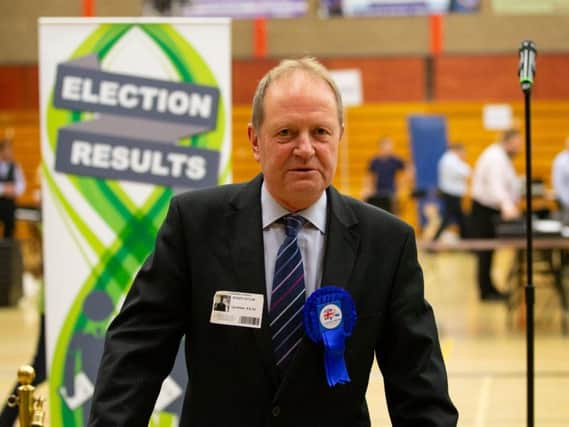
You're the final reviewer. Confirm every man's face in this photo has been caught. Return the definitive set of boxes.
[379,139,393,156]
[248,70,343,211]
[504,134,522,158]
[455,147,466,161]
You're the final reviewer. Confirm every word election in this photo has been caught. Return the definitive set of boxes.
[61,76,213,119]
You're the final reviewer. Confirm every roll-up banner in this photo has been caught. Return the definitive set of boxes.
[38,17,231,426]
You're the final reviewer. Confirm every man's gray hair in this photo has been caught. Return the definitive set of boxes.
[250,57,344,130]
[501,128,520,142]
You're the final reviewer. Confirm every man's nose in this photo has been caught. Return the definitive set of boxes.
[294,133,315,159]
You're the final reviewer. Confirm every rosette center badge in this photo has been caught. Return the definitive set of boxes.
[319,304,343,330]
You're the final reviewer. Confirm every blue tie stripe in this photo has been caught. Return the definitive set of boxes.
[270,214,306,368]
[273,321,304,352]
[270,256,303,309]
[272,258,303,295]
[272,305,305,344]
[276,335,304,366]
[277,238,297,258]
[273,247,301,280]
[270,292,305,329]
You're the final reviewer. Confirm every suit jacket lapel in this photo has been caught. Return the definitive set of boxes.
[321,186,361,301]
[227,175,281,386]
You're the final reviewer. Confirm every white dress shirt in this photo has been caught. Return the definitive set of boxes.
[438,151,471,196]
[472,143,520,211]
[552,150,569,208]
[0,161,26,197]
[261,183,327,308]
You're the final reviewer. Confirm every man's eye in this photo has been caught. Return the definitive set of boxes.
[277,129,290,137]
[315,128,330,136]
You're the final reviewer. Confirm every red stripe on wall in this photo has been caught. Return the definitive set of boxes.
[429,15,443,56]
[83,0,94,17]
[253,17,267,58]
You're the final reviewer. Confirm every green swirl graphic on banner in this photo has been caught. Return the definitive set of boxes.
[46,23,228,426]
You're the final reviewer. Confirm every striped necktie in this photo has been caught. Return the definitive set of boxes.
[270,214,306,368]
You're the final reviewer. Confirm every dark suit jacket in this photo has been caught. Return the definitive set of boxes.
[89,175,458,427]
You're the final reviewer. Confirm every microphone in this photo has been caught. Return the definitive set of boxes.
[519,40,537,91]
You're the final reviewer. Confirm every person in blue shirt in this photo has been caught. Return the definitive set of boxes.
[363,136,407,214]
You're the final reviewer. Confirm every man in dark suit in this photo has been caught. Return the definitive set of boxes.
[89,57,457,426]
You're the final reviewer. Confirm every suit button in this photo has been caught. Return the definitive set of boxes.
[272,406,281,417]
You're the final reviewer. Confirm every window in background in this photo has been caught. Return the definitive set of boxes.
[320,0,480,17]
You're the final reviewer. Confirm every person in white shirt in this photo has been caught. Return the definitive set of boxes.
[470,129,522,301]
[552,136,569,225]
[0,139,26,239]
[434,143,471,240]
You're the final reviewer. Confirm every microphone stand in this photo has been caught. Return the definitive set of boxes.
[519,40,536,427]
[522,83,534,427]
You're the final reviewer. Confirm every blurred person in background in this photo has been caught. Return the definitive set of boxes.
[0,138,26,239]
[363,136,409,214]
[433,143,471,241]
[0,163,45,427]
[470,129,522,301]
[552,135,569,225]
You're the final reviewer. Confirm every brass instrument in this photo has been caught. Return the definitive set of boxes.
[7,365,46,427]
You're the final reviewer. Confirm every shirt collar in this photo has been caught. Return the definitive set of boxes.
[261,183,327,234]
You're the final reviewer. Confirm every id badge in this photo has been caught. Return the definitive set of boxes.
[210,290,263,329]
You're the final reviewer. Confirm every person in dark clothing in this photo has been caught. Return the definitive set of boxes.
[0,139,26,239]
[363,137,407,214]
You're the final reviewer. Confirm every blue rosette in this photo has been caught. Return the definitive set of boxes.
[303,286,357,387]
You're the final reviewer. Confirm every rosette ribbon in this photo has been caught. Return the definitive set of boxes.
[303,286,357,387]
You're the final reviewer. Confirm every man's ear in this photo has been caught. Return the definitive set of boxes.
[248,124,261,162]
